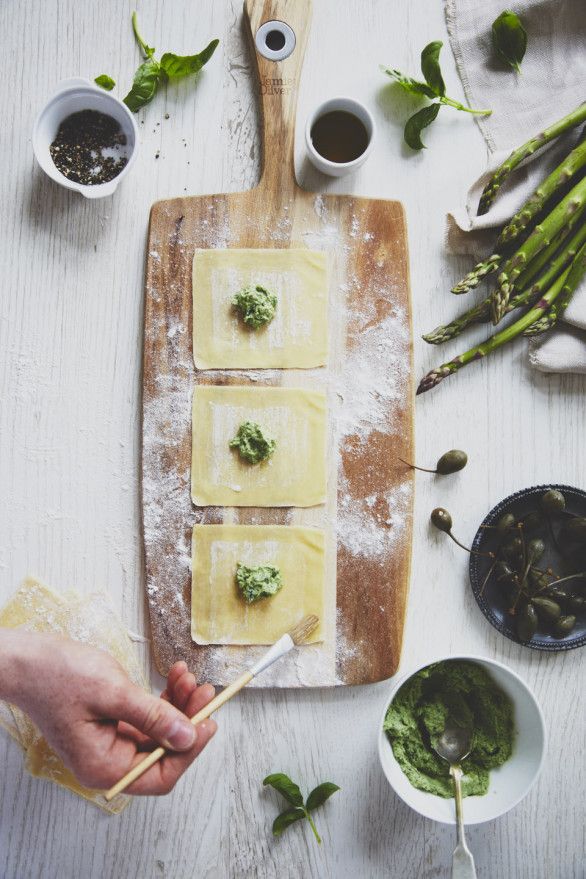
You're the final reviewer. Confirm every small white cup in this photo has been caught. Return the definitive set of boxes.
[305,96,375,178]
[32,78,139,199]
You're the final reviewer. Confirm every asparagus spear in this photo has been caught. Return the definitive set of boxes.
[498,138,586,246]
[512,219,579,291]
[478,103,586,215]
[417,269,570,394]
[452,253,502,294]
[523,241,586,335]
[491,176,586,323]
[453,144,585,296]
[515,221,586,299]
[425,222,586,344]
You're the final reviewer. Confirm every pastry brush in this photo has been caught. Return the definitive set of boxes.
[104,614,319,801]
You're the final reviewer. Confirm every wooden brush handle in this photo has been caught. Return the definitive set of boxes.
[104,670,253,801]
[243,0,312,196]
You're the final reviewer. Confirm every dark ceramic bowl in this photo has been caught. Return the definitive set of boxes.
[469,484,586,651]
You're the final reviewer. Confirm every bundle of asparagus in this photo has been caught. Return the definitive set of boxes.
[418,103,586,395]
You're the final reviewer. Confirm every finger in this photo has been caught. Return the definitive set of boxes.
[170,671,197,713]
[185,683,215,720]
[116,682,214,751]
[166,661,188,695]
[125,718,218,796]
[116,720,152,748]
[112,684,197,751]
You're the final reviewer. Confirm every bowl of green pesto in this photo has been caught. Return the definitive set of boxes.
[378,657,546,824]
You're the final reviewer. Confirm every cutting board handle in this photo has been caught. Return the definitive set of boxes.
[243,0,312,196]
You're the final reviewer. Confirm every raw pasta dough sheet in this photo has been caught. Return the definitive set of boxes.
[0,577,146,814]
[191,525,325,645]
[191,384,327,508]
[192,248,328,369]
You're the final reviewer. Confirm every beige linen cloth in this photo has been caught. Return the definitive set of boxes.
[445,0,586,373]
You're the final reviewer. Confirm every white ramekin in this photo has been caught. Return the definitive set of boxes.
[305,96,375,177]
[32,78,139,199]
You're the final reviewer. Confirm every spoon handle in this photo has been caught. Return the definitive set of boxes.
[450,765,477,879]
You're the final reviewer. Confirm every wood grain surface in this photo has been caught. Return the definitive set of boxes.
[1,0,584,876]
[142,0,413,685]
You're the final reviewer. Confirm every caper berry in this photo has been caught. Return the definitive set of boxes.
[553,615,576,637]
[431,507,452,533]
[532,597,561,623]
[568,595,585,613]
[502,536,523,562]
[545,586,568,603]
[561,517,586,545]
[516,603,538,641]
[522,511,543,534]
[529,568,550,591]
[496,512,516,537]
[435,449,468,475]
[541,489,566,515]
[527,538,545,564]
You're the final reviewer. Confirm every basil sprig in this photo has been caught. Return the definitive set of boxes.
[492,10,527,73]
[263,773,340,845]
[121,11,218,112]
[381,40,491,150]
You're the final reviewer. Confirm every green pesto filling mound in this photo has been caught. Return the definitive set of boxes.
[229,421,276,464]
[236,563,283,603]
[232,284,277,329]
[383,660,514,798]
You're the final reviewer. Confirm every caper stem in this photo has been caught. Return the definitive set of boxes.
[447,531,494,558]
[398,457,437,473]
[545,572,586,589]
[545,513,563,554]
[479,557,499,596]
[517,522,528,573]
[507,578,524,615]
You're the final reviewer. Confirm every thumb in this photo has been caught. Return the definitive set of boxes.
[117,685,197,751]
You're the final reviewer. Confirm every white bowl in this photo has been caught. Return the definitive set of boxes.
[305,96,374,177]
[377,655,546,825]
[32,78,139,199]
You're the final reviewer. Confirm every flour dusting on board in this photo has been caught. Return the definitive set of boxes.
[334,309,410,443]
[336,478,412,559]
[143,194,412,688]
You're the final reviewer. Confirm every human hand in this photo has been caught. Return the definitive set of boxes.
[2,630,217,795]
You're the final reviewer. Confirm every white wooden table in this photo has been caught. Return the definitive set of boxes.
[1,1,584,876]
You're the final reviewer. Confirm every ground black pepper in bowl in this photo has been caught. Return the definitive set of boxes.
[49,109,129,185]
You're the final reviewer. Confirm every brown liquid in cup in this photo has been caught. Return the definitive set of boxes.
[310,110,369,164]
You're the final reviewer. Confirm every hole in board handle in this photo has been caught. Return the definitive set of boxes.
[265,29,286,51]
[255,20,296,61]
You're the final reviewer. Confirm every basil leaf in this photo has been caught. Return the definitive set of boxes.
[420,41,445,97]
[306,782,340,812]
[263,773,304,807]
[404,104,441,150]
[160,39,219,80]
[94,74,115,91]
[492,10,527,72]
[123,58,163,112]
[380,65,437,99]
[272,807,306,837]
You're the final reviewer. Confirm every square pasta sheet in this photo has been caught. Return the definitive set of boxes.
[191,525,325,645]
[191,385,327,507]
[192,248,328,369]
[0,577,146,814]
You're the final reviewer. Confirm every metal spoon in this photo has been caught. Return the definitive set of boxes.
[433,722,477,879]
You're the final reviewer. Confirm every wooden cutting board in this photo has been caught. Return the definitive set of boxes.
[142,0,414,687]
